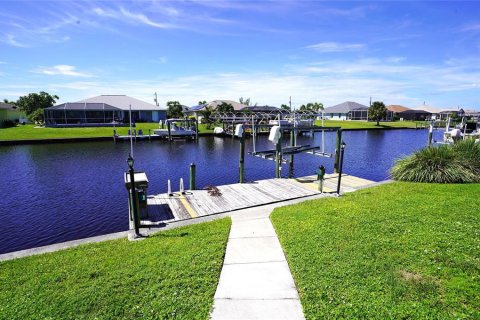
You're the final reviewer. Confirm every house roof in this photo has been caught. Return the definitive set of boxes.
[241,105,281,112]
[207,100,248,111]
[399,109,431,114]
[415,105,440,114]
[0,102,18,110]
[76,95,162,111]
[324,101,369,113]
[387,105,411,113]
[46,103,122,111]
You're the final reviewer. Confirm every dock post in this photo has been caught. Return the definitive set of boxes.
[336,142,346,195]
[148,129,151,141]
[168,179,172,196]
[289,130,295,178]
[167,121,172,142]
[195,115,199,141]
[428,124,433,146]
[239,131,245,183]
[275,140,282,178]
[190,163,196,190]
[113,129,116,143]
[180,178,185,194]
[334,129,342,173]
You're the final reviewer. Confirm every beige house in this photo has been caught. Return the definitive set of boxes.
[0,102,27,125]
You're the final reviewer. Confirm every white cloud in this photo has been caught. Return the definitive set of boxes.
[150,57,167,64]
[92,6,178,29]
[461,23,480,32]
[2,34,28,47]
[32,65,93,77]
[306,42,366,53]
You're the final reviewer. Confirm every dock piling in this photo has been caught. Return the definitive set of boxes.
[336,142,346,194]
[180,178,185,194]
[239,127,245,183]
[428,124,433,146]
[289,130,295,178]
[334,129,342,173]
[190,163,196,190]
[168,179,172,196]
[275,140,282,178]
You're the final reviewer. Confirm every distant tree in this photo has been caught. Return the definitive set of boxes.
[198,100,207,105]
[312,102,324,112]
[15,91,59,123]
[166,101,184,118]
[3,98,16,105]
[239,97,251,106]
[369,101,387,125]
[215,102,234,113]
[299,102,323,113]
[201,106,214,129]
[280,104,291,111]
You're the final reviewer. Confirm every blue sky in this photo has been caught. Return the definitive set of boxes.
[1,1,479,109]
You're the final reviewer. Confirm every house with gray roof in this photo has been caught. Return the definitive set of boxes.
[44,95,166,126]
[323,101,370,120]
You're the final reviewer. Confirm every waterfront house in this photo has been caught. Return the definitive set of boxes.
[0,102,27,125]
[387,105,411,120]
[44,95,166,126]
[323,101,369,120]
[398,109,432,121]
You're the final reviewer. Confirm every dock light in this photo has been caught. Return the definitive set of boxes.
[127,153,141,238]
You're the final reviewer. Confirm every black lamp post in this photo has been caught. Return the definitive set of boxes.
[336,141,346,195]
[127,154,141,237]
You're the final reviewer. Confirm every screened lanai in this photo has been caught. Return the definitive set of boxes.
[44,103,123,126]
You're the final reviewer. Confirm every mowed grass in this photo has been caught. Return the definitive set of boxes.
[0,123,213,141]
[316,119,421,129]
[271,183,480,319]
[0,218,231,320]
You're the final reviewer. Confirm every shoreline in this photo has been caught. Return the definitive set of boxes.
[0,126,424,146]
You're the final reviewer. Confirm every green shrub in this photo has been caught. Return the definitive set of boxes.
[391,140,480,183]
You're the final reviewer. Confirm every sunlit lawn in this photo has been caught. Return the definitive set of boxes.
[271,182,480,319]
[0,218,231,320]
[0,123,214,140]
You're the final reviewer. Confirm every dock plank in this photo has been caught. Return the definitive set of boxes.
[145,173,375,224]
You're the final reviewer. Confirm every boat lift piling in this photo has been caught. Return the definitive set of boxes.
[334,129,343,173]
[236,124,245,183]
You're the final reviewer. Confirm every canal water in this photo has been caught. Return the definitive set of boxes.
[0,129,443,254]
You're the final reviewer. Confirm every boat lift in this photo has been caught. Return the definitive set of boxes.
[235,118,345,190]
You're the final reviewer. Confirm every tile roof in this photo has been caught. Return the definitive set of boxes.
[76,95,162,111]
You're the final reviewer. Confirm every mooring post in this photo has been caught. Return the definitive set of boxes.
[289,130,295,178]
[428,123,433,146]
[336,142,346,195]
[167,121,172,142]
[239,130,245,183]
[275,140,282,178]
[195,116,199,141]
[113,129,116,143]
[190,163,196,190]
[334,129,343,173]
[127,154,141,238]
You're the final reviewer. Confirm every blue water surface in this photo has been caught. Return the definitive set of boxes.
[0,129,443,254]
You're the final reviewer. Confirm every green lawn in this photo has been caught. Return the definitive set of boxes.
[271,182,480,319]
[0,123,214,141]
[316,119,422,129]
[0,218,231,320]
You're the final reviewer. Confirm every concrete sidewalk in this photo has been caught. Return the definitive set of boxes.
[210,202,310,320]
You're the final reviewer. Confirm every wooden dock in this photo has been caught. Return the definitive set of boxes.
[144,173,376,225]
